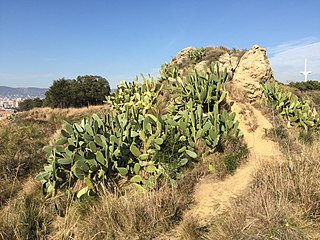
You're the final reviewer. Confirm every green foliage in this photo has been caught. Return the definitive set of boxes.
[221,136,248,174]
[188,48,205,63]
[19,98,44,111]
[159,63,180,82]
[289,80,320,91]
[262,82,320,131]
[168,62,228,113]
[167,62,242,151]
[37,64,243,199]
[105,75,162,115]
[36,111,195,198]
[44,75,111,108]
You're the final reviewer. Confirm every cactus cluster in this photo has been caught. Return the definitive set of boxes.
[37,63,242,199]
[105,75,162,115]
[168,63,227,113]
[262,82,320,131]
[159,63,179,83]
[167,63,241,150]
[188,48,206,63]
[36,109,197,199]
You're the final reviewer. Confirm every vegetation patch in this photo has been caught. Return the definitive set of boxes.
[289,80,320,91]
[205,137,320,240]
[262,81,320,131]
[36,62,243,200]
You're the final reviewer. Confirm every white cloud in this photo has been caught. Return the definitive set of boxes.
[268,38,320,83]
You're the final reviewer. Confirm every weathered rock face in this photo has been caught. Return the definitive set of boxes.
[232,45,274,102]
[171,47,193,75]
[216,52,241,79]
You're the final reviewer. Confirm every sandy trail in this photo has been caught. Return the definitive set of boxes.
[158,103,282,239]
[189,103,282,225]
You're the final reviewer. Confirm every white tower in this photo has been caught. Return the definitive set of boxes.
[300,58,312,82]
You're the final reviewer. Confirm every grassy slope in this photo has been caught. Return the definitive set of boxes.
[0,102,247,239]
[0,106,108,239]
[2,108,319,239]
[204,132,320,239]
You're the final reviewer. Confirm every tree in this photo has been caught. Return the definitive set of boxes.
[44,78,73,108]
[44,75,111,108]
[19,98,44,111]
[74,75,111,107]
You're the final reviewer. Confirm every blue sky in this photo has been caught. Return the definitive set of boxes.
[0,0,319,88]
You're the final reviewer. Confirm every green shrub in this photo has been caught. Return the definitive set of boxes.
[220,136,248,174]
[289,80,320,91]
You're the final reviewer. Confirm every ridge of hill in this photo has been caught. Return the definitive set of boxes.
[0,86,47,98]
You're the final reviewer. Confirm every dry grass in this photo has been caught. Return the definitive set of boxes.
[0,158,207,240]
[176,215,207,240]
[204,138,320,240]
[49,187,182,240]
[0,182,53,240]
[45,162,207,240]
[0,120,54,205]
[18,105,108,127]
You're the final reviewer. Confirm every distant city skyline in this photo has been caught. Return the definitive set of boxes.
[1,0,319,88]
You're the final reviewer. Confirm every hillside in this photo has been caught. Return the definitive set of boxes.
[0,45,319,240]
[0,86,47,98]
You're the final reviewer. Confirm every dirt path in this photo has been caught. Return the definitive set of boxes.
[189,103,282,225]
[158,103,282,239]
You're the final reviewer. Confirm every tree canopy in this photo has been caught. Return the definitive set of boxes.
[19,98,44,111]
[44,75,111,108]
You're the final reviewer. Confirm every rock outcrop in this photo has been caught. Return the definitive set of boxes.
[170,44,274,103]
[232,45,274,102]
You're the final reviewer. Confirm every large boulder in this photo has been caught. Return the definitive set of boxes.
[232,45,274,102]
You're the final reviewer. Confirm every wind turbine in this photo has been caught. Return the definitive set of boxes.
[300,58,312,82]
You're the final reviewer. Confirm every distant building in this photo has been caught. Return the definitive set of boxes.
[0,97,22,109]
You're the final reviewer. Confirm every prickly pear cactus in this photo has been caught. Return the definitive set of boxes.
[262,82,319,131]
[37,62,243,200]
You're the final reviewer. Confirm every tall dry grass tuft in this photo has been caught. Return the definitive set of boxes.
[18,105,108,127]
[176,214,206,240]
[49,186,193,240]
[206,138,320,240]
[44,162,206,240]
[0,190,53,240]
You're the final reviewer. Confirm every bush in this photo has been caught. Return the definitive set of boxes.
[289,80,320,91]
[19,98,44,111]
